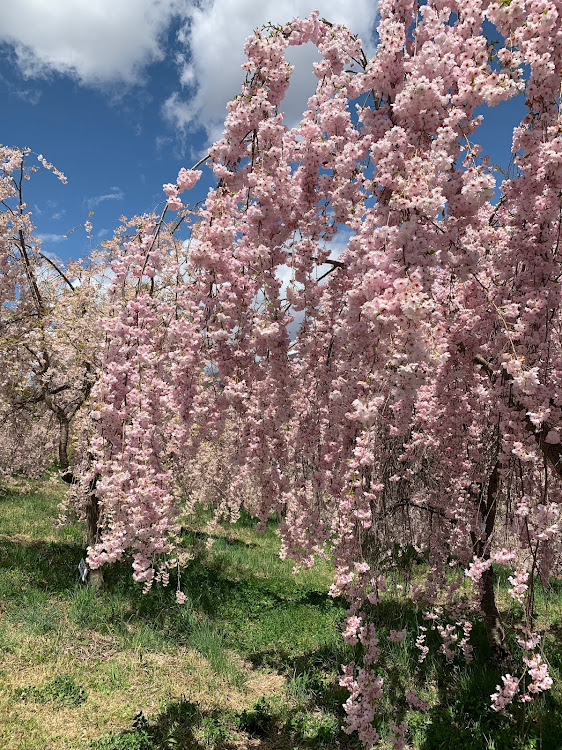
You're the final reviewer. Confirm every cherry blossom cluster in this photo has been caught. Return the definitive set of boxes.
[89,0,562,745]
[163,167,202,211]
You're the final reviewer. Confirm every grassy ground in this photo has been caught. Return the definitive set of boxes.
[0,479,561,749]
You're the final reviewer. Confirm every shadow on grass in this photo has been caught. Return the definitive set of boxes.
[418,659,562,750]
[3,529,562,750]
[0,537,85,595]
[180,527,258,549]
[0,487,21,503]
[91,696,362,750]
[0,531,348,682]
[91,700,239,750]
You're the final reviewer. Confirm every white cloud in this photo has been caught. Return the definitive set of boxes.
[15,87,41,105]
[0,71,41,104]
[164,0,379,144]
[36,232,68,244]
[1,0,379,146]
[0,0,184,85]
[87,189,124,208]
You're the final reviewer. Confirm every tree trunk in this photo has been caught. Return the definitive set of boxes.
[57,415,103,587]
[58,416,73,483]
[85,489,103,588]
[481,564,508,662]
[475,462,509,662]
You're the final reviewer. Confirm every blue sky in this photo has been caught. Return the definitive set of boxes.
[0,1,525,263]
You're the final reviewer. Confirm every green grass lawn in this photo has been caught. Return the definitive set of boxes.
[0,478,561,749]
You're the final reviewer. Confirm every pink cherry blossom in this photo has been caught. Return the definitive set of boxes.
[82,1,562,745]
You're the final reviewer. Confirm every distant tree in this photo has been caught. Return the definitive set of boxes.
[0,146,106,583]
[90,0,562,744]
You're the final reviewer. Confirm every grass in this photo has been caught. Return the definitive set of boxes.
[16,674,88,708]
[0,477,561,748]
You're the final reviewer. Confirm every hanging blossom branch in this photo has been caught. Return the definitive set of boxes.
[90,0,562,745]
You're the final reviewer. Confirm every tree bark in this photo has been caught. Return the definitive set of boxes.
[58,416,72,482]
[85,489,103,588]
[481,564,508,662]
[57,415,103,587]
[476,463,509,661]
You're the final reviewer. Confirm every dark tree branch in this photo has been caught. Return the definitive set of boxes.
[474,354,562,479]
